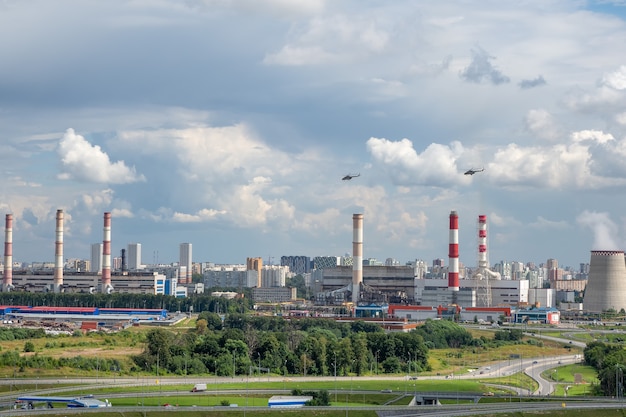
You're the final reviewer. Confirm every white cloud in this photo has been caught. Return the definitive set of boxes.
[524,109,561,141]
[111,208,134,218]
[571,129,614,144]
[601,65,626,90]
[57,129,145,184]
[264,13,391,66]
[263,45,336,66]
[576,210,622,250]
[366,137,466,187]
[80,189,114,214]
[172,208,226,222]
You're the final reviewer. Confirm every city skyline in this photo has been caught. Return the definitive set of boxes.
[2,1,626,268]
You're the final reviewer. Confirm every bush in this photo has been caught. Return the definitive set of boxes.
[23,342,35,353]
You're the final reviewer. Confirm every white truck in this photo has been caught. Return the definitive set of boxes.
[191,383,207,392]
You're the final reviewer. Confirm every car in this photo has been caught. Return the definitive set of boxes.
[409,376,418,380]
[381,389,393,393]
[482,392,494,397]
[532,360,538,364]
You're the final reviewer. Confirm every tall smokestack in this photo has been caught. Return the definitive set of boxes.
[53,209,64,292]
[352,213,363,304]
[3,214,13,292]
[478,215,488,270]
[448,210,459,292]
[102,212,112,292]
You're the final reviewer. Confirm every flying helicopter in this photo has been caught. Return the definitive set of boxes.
[342,173,360,181]
[464,167,484,175]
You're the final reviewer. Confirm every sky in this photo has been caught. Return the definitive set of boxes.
[2,0,626,269]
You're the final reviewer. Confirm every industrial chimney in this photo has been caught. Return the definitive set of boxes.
[478,215,487,270]
[53,209,64,293]
[101,212,112,293]
[448,210,459,292]
[352,213,363,304]
[2,214,13,292]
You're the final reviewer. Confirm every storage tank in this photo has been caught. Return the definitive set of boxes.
[584,250,626,313]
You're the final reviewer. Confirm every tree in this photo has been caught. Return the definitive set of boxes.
[144,328,174,371]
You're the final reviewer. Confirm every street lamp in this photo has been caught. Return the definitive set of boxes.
[333,351,338,403]
[232,350,236,378]
[375,350,379,375]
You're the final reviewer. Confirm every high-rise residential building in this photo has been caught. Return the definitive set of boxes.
[313,256,340,270]
[90,243,103,273]
[280,256,311,275]
[128,243,142,270]
[261,265,288,287]
[246,257,262,287]
[180,243,192,284]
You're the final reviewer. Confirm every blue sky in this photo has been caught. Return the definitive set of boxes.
[2,0,626,269]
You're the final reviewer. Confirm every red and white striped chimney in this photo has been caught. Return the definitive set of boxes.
[352,213,363,304]
[3,214,13,291]
[478,215,488,270]
[102,212,112,291]
[448,210,459,291]
[53,209,64,291]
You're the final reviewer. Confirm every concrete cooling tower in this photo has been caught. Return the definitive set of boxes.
[584,250,626,313]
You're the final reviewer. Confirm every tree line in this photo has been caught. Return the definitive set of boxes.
[131,315,507,377]
[584,340,626,397]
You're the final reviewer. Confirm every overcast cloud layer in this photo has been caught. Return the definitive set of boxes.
[2,0,626,269]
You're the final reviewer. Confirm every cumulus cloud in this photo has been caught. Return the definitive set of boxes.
[577,210,622,250]
[111,208,134,218]
[367,129,626,191]
[563,66,626,111]
[172,208,226,222]
[601,65,626,90]
[57,129,145,184]
[524,109,561,141]
[366,137,466,187]
[519,75,546,89]
[263,14,390,66]
[459,46,510,85]
[117,125,305,229]
[571,129,614,144]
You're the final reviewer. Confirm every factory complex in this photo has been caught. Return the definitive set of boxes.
[1,208,625,328]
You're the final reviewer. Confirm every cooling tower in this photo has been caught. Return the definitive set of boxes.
[584,250,626,313]
[2,214,13,292]
[352,213,363,304]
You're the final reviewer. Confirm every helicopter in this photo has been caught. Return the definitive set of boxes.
[464,167,484,175]
[342,173,360,181]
